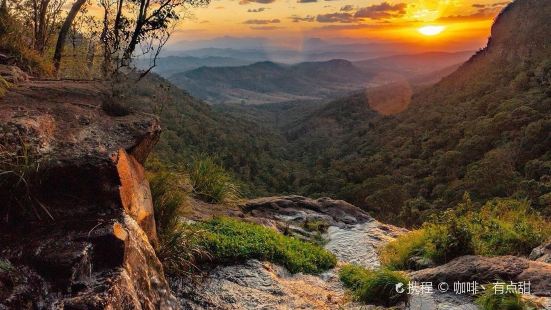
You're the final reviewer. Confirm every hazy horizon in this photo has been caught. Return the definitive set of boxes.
[162,0,511,55]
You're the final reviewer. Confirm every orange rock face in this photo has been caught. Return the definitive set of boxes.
[116,149,158,246]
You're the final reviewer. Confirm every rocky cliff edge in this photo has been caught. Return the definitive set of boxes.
[0,79,178,308]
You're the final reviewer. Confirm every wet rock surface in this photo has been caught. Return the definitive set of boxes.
[324,221,402,269]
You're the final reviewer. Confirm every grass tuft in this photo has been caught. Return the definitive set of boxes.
[0,76,10,97]
[476,283,536,310]
[380,229,429,270]
[339,264,409,307]
[0,133,52,222]
[189,156,240,205]
[0,259,13,272]
[147,162,207,276]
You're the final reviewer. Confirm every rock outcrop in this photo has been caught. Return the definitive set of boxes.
[0,80,178,308]
[175,196,403,309]
[242,195,373,227]
[411,255,551,297]
[531,241,551,263]
[172,259,345,310]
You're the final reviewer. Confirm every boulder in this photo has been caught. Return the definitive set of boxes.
[530,240,551,263]
[407,255,435,270]
[242,195,373,227]
[0,64,29,83]
[411,255,551,297]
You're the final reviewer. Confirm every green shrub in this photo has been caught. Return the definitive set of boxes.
[189,157,240,204]
[423,213,475,264]
[469,199,550,256]
[339,264,409,307]
[194,217,336,274]
[380,197,551,270]
[476,283,536,310]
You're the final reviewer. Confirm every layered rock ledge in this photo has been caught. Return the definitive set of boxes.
[0,80,177,308]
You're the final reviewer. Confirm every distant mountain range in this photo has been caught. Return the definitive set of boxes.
[354,51,473,79]
[164,51,473,105]
[169,59,373,105]
[137,56,254,77]
[162,37,411,63]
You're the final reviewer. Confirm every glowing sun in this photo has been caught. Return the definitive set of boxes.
[418,25,446,36]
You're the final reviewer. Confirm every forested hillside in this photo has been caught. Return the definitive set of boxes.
[147,0,550,226]
[127,74,295,196]
[281,0,551,224]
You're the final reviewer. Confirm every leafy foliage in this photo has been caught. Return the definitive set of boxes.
[126,74,296,197]
[132,2,551,227]
[193,217,337,274]
[144,44,551,227]
[339,264,409,307]
[281,54,551,225]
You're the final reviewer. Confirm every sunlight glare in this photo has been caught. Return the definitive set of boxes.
[418,25,446,36]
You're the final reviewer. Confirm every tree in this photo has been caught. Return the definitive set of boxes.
[52,0,86,72]
[4,0,66,54]
[109,0,210,74]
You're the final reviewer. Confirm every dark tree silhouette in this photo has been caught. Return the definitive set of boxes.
[52,0,86,72]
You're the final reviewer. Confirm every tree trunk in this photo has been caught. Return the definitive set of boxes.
[113,0,124,49]
[52,0,86,73]
[122,0,148,67]
[86,41,96,72]
[35,0,50,53]
[100,3,112,77]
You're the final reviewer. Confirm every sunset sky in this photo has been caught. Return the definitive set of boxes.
[168,0,511,52]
